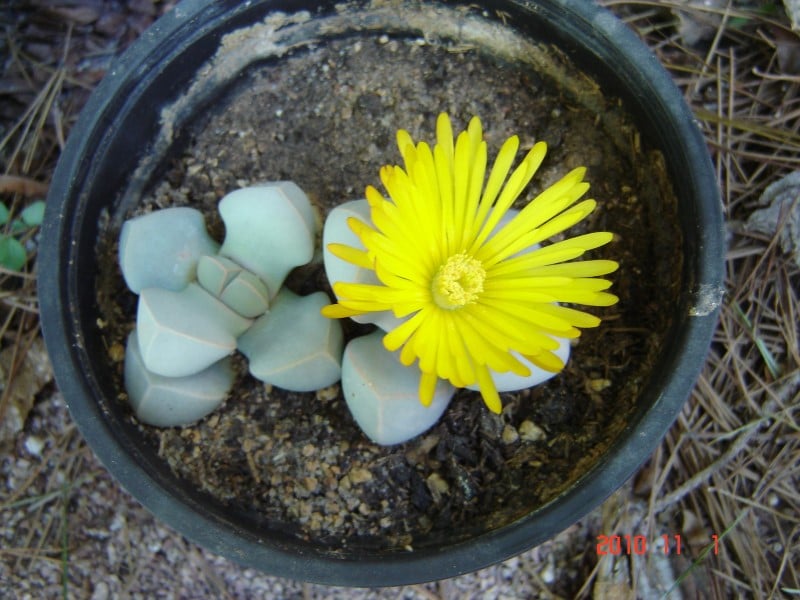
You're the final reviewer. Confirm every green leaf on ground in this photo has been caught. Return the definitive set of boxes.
[21,200,46,227]
[9,219,27,234]
[0,235,27,271]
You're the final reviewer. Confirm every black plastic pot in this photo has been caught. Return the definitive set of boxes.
[39,0,724,587]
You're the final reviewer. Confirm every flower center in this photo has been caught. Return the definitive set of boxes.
[432,253,486,309]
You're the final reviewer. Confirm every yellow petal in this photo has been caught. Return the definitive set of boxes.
[457,311,533,374]
[327,243,373,269]
[522,349,565,373]
[436,112,454,166]
[434,143,456,254]
[443,311,476,387]
[320,304,363,318]
[532,303,602,328]
[473,300,576,340]
[471,134,519,236]
[479,181,589,262]
[488,232,615,277]
[383,310,426,352]
[419,371,439,406]
[397,129,416,171]
[476,364,502,413]
[523,259,619,278]
[470,142,548,255]
[460,140,488,250]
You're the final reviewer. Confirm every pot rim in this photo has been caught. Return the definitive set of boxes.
[38,0,725,586]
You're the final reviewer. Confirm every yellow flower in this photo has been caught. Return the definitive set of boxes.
[322,113,618,413]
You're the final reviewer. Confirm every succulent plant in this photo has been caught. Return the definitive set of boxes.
[119,183,343,427]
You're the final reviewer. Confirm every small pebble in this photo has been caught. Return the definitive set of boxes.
[23,436,44,457]
[348,467,373,484]
[426,472,449,503]
[501,425,519,444]
[90,582,110,600]
[108,342,125,362]
[304,477,319,494]
[589,378,612,392]
[519,420,546,442]
[540,560,555,584]
[315,384,339,401]
[109,513,126,532]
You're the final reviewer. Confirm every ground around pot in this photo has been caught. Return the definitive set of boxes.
[1,1,799,598]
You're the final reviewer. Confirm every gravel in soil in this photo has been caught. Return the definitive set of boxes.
[95,33,681,555]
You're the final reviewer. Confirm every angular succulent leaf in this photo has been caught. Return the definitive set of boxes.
[238,289,342,391]
[341,331,454,445]
[219,182,317,297]
[196,254,242,297]
[137,283,251,377]
[220,270,270,318]
[125,330,233,427]
[119,207,219,293]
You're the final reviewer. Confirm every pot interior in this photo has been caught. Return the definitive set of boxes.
[43,0,722,585]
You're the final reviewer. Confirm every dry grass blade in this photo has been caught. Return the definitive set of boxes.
[0,174,48,197]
